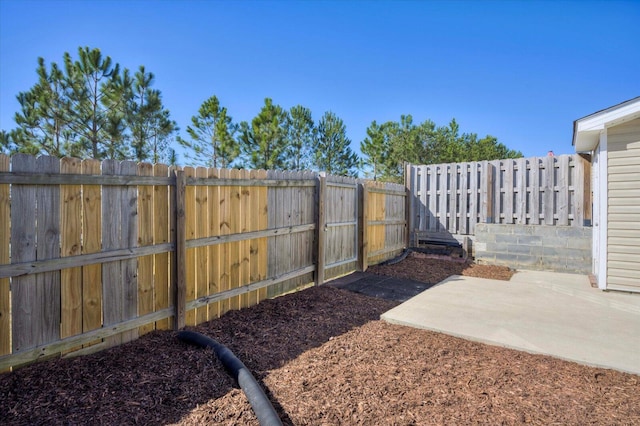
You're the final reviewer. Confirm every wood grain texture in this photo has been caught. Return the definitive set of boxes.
[195,167,208,324]
[207,167,220,320]
[81,159,102,347]
[60,158,82,345]
[218,168,231,316]
[0,154,10,360]
[137,162,154,335]
[183,167,196,326]
[11,155,41,352]
[153,163,170,330]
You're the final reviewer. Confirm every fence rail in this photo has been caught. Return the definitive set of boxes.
[0,154,407,370]
[407,154,591,241]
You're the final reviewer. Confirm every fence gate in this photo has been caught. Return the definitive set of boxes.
[321,174,359,281]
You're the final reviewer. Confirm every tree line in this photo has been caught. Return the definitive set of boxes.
[1,47,522,181]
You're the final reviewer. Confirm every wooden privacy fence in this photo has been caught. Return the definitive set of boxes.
[0,154,407,370]
[407,154,591,240]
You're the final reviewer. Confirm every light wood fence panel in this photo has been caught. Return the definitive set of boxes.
[154,164,170,330]
[0,155,409,370]
[409,154,590,240]
[81,159,102,345]
[60,157,82,350]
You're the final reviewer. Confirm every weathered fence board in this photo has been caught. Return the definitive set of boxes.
[0,155,10,361]
[137,162,154,336]
[11,154,40,352]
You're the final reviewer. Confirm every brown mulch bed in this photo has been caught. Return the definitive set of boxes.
[368,251,515,283]
[2,259,638,425]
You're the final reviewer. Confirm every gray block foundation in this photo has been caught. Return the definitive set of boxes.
[474,224,592,274]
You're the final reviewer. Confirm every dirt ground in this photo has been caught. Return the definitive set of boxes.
[1,257,638,425]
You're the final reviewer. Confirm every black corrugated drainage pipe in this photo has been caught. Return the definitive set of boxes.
[379,248,411,266]
[177,330,283,426]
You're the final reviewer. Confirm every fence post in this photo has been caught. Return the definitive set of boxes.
[404,163,412,248]
[358,182,368,272]
[173,169,186,330]
[482,161,495,224]
[315,173,326,285]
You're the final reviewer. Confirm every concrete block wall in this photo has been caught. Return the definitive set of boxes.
[474,224,592,274]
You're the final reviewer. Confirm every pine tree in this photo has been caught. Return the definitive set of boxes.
[64,46,127,159]
[239,98,289,170]
[13,57,75,157]
[285,105,315,170]
[314,111,358,177]
[360,120,390,180]
[178,95,238,168]
[128,66,177,162]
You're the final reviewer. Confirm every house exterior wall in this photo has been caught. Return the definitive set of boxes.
[474,223,591,274]
[607,117,640,292]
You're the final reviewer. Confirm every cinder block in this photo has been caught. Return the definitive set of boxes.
[534,226,558,237]
[567,237,591,250]
[495,253,519,263]
[508,244,532,255]
[516,255,542,266]
[556,227,582,238]
[485,242,504,253]
[513,225,535,236]
[517,235,543,246]
[496,234,516,244]
[541,258,567,271]
[542,247,563,257]
[563,248,591,259]
[542,237,569,248]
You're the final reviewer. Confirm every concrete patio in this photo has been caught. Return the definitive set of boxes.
[380,270,640,375]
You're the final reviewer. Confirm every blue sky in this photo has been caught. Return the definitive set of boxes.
[1,0,638,163]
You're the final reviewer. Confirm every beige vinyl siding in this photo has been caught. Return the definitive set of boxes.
[607,117,640,292]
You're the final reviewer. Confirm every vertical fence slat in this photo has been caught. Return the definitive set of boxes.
[503,160,514,224]
[183,167,196,325]
[173,168,186,330]
[557,155,569,225]
[459,163,468,234]
[10,154,37,352]
[229,168,242,309]
[450,164,459,234]
[239,168,252,307]
[195,167,209,323]
[543,156,555,225]
[257,169,269,299]
[248,169,259,306]
[530,158,541,225]
[315,173,326,285]
[60,157,82,344]
[153,163,170,329]
[516,158,527,224]
[0,154,10,360]
[437,165,447,231]
[469,162,478,234]
[120,161,138,344]
[101,160,120,347]
[81,159,102,344]
[36,156,61,347]
[137,162,154,335]
[218,168,231,314]
[207,167,220,320]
